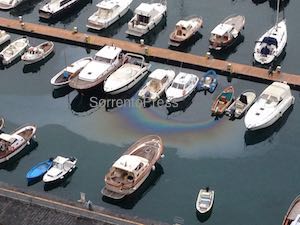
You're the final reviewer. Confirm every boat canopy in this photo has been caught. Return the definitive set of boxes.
[113,155,149,173]
[174,72,195,85]
[176,20,191,29]
[0,133,15,143]
[149,69,168,80]
[97,0,119,9]
[262,37,278,47]
[135,3,156,17]
[95,46,122,60]
[211,24,233,36]
[262,82,290,101]
[53,156,69,165]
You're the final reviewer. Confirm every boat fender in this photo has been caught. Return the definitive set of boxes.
[161,154,165,159]
[27,141,30,145]
[152,165,155,171]
[33,135,36,139]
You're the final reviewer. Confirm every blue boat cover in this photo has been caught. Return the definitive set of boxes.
[262,37,278,47]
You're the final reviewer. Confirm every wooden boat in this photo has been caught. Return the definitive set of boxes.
[197,70,218,93]
[196,187,215,214]
[101,135,164,199]
[0,37,29,65]
[138,68,175,102]
[126,0,167,37]
[26,159,53,183]
[87,0,133,30]
[0,124,37,164]
[50,57,93,87]
[0,117,4,130]
[209,15,245,50]
[211,86,234,116]
[282,195,300,225]
[21,41,54,64]
[225,90,256,119]
[0,30,10,46]
[169,16,203,47]
[103,53,151,95]
[43,156,77,184]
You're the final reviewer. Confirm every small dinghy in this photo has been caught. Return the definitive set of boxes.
[21,41,54,65]
[0,37,29,65]
[50,57,93,87]
[197,70,218,93]
[43,156,77,184]
[211,86,234,116]
[225,90,256,119]
[196,187,215,214]
[26,158,53,183]
[0,30,10,46]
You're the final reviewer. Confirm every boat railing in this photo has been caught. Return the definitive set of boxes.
[124,53,147,67]
[10,123,37,135]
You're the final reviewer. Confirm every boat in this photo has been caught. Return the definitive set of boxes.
[26,159,53,183]
[39,0,82,19]
[0,0,23,9]
[254,0,287,65]
[0,124,37,164]
[0,37,29,65]
[244,81,294,130]
[0,30,10,46]
[197,70,218,93]
[86,0,133,30]
[0,117,4,130]
[43,156,77,184]
[209,15,245,50]
[21,41,54,64]
[225,90,256,119]
[69,45,125,91]
[101,135,164,199]
[282,195,300,225]
[211,86,234,116]
[138,68,175,102]
[196,187,215,214]
[103,53,150,95]
[126,0,167,37]
[165,72,199,103]
[50,57,93,87]
[169,16,203,47]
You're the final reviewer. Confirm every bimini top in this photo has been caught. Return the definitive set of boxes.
[0,133,15,143]
[262,37,278,47]
[112,155,149,173]
[211,24,234,36]
[148,69,168,80]
[95,46,122,60]
[53,156,69,165]
[135,3,155,17]
[262,82,291,101]
[173,72,196,85]
[97,0,119,10]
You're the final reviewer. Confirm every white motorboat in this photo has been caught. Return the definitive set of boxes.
[126,0,167,37]
[39,0,81,19]
[138,68,175,102]
[103,53,150,95]
[21,41,54,64]
[209,14,245,50]
[43,156,77,184]
[169,16,203,47]
[69,45,124,91]
[0,37,29,65]
[253,0,287,65]
[0,30,10,46]
[165,72,199,103]
[225,90,256,119]
[196,188,215,214]
[50,57,93,86]
[244,81,294,130]
[0,0,23,9]
[0,124,36,164]
[87,0,133,30]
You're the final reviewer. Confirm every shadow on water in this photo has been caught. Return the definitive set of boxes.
[0,55,23,70]
[168,32,203,53]
[244,105,293,146]
[209,35,245,61]
[196,208,213,223]
[22,51,55,73]
[52,85,74,99]
[268,0,290,10]
[126,17,167,46]
[88,10,134,38]
[166,90,197,116]
[10,0,43,16]
[102,163,164,210]
[44,167,77,191]
[0,140,38,171]
[252,0,268,5]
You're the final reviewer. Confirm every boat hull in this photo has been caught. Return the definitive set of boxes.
[39,0,82,19]
[26,159,53,183]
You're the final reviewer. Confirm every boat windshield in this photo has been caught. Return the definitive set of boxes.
[137,15,150,25]
[94,55,111,63]
[97,8,112,19]
[172,82,184,89]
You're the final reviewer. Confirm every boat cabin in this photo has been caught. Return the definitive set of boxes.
[148,69,168,91]
[0,133,23,151]
[94,45,122,63]
[171,72,194,90]
[96,0,119,19]
[210,24,238,44]
[174,20,192,37]
[52,156,73,171]
[133,3,157,25]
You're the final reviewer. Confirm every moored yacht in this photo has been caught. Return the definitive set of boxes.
[87,0,133,30]
[0,37,29,65]
[39,0,82,19]
[244,81,294,130]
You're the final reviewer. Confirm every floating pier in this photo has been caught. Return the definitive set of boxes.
[0,17,300,88]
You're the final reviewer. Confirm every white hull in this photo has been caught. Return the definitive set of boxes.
[0,31,10,46]
[21,41,54,65]
[0,142,27,163]
[0,0,23,9]
[0,38,29,65]
[39,0,80,19]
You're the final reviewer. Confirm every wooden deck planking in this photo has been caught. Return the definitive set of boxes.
[0,17,300,87]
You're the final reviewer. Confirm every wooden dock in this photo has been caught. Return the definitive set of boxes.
[0,17,300,88]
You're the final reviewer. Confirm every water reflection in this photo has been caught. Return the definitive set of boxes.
[44,167,77,191]
[168,32,203,53]
[166,91,197,116]
[52,85,74,99]
[23,51,55,73]
[244,105,293,146]
[102,163,164,209]
[196,207,213,223]
[268,0,290,10]
[10,0,43,16]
